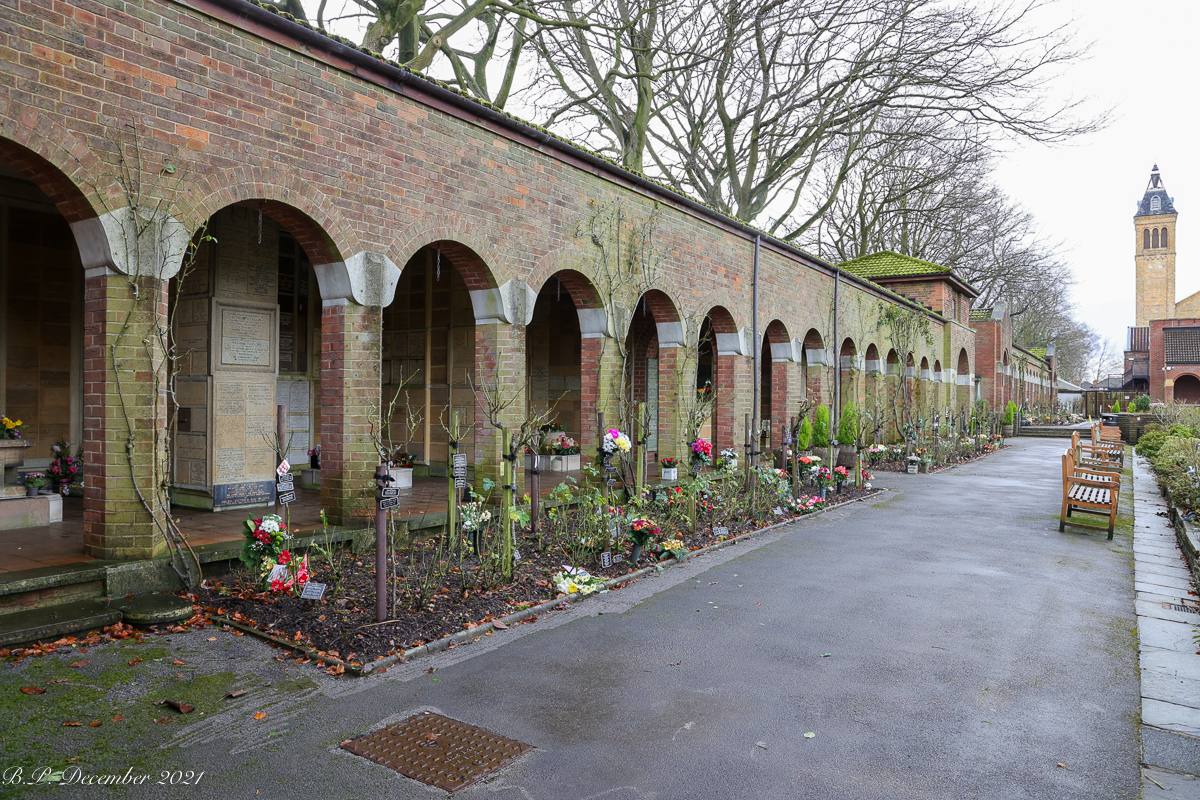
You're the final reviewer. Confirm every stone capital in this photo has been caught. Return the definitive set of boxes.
[315,251,401,307]
[71,207,189,280]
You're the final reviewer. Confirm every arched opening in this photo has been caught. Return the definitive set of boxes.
[1175,374,1200,403]
[170,202,331,512]
[1153,228,1160,249]
[625,290,683,464]
[525,270,601,459]
[1163,228,1170,249]
[383,243,494,478]
[839,337,858,408]
[802,329,826,406]
[698,306,738,450]
[762,320,791,438]
[1144,229,1151,250]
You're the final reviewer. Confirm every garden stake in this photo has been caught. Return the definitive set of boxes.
[502,428,515,581]
[276,403,287,513]
[374,462,390,623]
[635,402,645,503]
[790,415,800,498]
[598,411,609,504]
[448,410,459,551]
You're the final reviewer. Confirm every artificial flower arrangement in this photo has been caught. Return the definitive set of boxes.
[833,465,850,484]
[460,501,493,532]
[649,537,688,562]
[602,428,632,454]
[812,465,833,489]
[2,414,25,439]
[660,456,679,469]
[628,517,660,546]
[715,447,739,471]
[390,451,415,468]
[690,438,713,465]
[47,441,83,492]
[23,471,45,490]
[241,513,308,594]
[552,567,608,596]
[545,432,580,455]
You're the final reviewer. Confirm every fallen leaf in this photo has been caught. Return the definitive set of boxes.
[128,658,143,666]
[224,690,249,699]
[253,712,266,720]
[173,659,186,666]
[492,620,508,630]
[20,686,46,695]
[155,716,173,724]
[70,660,90,668]
[424,733,440,741]
[89,721,102,727]
[803,732,816,739]
[62,720,82,727]
[756,741,768,749]
[207,637,217,642]
[111,715,125,722]
[821,653,832,658]
[1056,763,1066,769]
[45,679,68,684]
[154,700,194,714]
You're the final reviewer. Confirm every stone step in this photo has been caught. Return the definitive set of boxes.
[0,598,122,647]
[1017,427,1077,438]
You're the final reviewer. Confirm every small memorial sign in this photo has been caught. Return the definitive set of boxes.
[452,454,467,477]
[454,477,467,489]
[379,487,401,498]
[300,582,326,601]
[267,564,288,582]
[712,526,730,537]
[612,553,625,564]
[378,496,399,511]
[773,507,783,517]
[600,551,613,569]
[277,459,291,476]
[277,490,296,505]
[605,478,616,487]
[276,480,294,493]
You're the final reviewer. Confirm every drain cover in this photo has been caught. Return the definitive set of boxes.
[342,712,533,793]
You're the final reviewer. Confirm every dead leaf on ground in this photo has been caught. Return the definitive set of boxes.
[173,659,186,666]
[253,712,266,720]
[62,720,82,726]
[492,620,508,630]
[207,637,217,641]
[112,715,125,722]
[70,660,90,668]
[89,721,102,727]
[154,700,194,714]
[128,658,143,666]
[423,667,437,674]
[224,690,249,699]
[45,679,68,684]
[1057,763,1067,769]
[20,686,46,695]
[155,716,173,724]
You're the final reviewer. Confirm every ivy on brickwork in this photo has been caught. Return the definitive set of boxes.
[78,126,208,587]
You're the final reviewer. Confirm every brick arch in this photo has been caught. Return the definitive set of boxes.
[957,348,970,375]
[801,328,827,406]
[391,214,503,290]
[182,175,352,265]
[702,305,738,336]
[1173,373,1200,403]
[633,289,682,325]
[534,269,603,309]
[762,319,791,429]
[764,319,790,344]
[0,106,109,223]
[803,328,825,350]
[864,343,880,362]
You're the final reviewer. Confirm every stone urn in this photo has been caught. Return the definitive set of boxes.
[0,439,33,483]
[388,466,413,489]
[661,467,678,482]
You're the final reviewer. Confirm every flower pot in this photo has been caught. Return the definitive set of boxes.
[25,485,38,497]
[906,460,918,474]
[1001,424,1013,437]
[812,447,829,461]
[661,467,678,482]
[546,453,580,472]
[387,466,413,489]
[630,543,643,564]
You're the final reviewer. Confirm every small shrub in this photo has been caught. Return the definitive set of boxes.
[1131,395,1152,412]
[1136,428,1169,459]
[1002,401,1018,425]
[837,403,858,447]
[812,405,830,448]
[1112,400,1122,413]
[796,416,812,451]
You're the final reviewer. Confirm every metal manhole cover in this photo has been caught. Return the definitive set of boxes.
[342,712,533,793]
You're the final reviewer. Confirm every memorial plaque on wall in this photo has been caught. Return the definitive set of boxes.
[218,306,274,369]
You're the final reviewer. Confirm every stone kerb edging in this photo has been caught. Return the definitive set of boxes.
[1169,509,1200,588]
[213,488,887,676]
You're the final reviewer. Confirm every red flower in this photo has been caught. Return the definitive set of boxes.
[278,550,291,564]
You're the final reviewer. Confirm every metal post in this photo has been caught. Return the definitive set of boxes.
[374,462,390,623]
[448,410,459,548]
[598,411,609,504]
[635,402,645,502]
[276,403,287,511]
[502,428,514,579]
[752,234,761,446]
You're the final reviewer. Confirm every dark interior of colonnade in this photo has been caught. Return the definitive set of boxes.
[1174,374,1200,403]
[526,277,582,445]
[696,316,715,443]
[383,246,477,475]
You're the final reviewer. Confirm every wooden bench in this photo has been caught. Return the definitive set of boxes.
[1071,431,1122,472]
[1060,449,1119,538]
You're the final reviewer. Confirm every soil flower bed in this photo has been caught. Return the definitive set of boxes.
[193,477,878,674]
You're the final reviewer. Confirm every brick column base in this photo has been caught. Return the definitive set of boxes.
[83,271,169,559]
[320,301,381,526]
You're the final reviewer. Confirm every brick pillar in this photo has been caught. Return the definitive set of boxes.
[474,322,527,491]
[656,344,684,463]
[320,301,381,526]
[769,360,789,430]
[83,271,169,559]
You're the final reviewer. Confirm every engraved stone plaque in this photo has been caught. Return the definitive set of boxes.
[214,383,246,416]
[214,447,247,483]
[220,307,272,367]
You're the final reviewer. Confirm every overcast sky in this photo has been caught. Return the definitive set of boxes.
[990,0,1199,354]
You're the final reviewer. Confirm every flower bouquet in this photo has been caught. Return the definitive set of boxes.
[649,537,688,562]
[47,441,83,494]
[1,414,25,439]
[602,428,632,454]
[660,456,679,482]
[715,447,738,472]
[690,438,713,469]
[241,513,304,592]
[628,517,660,563]
[22,471,45,496]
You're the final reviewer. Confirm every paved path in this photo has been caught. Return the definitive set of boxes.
[2,438,1144,798]
[1130,453,1200,797]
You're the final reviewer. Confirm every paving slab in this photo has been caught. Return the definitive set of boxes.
[1137,577,1196,595]
[1139,617,1199,651]
[1144,698,1200,737]
[1142,766,1200,799]
[1142,670,1200,708]
[1137,598,1200,625]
